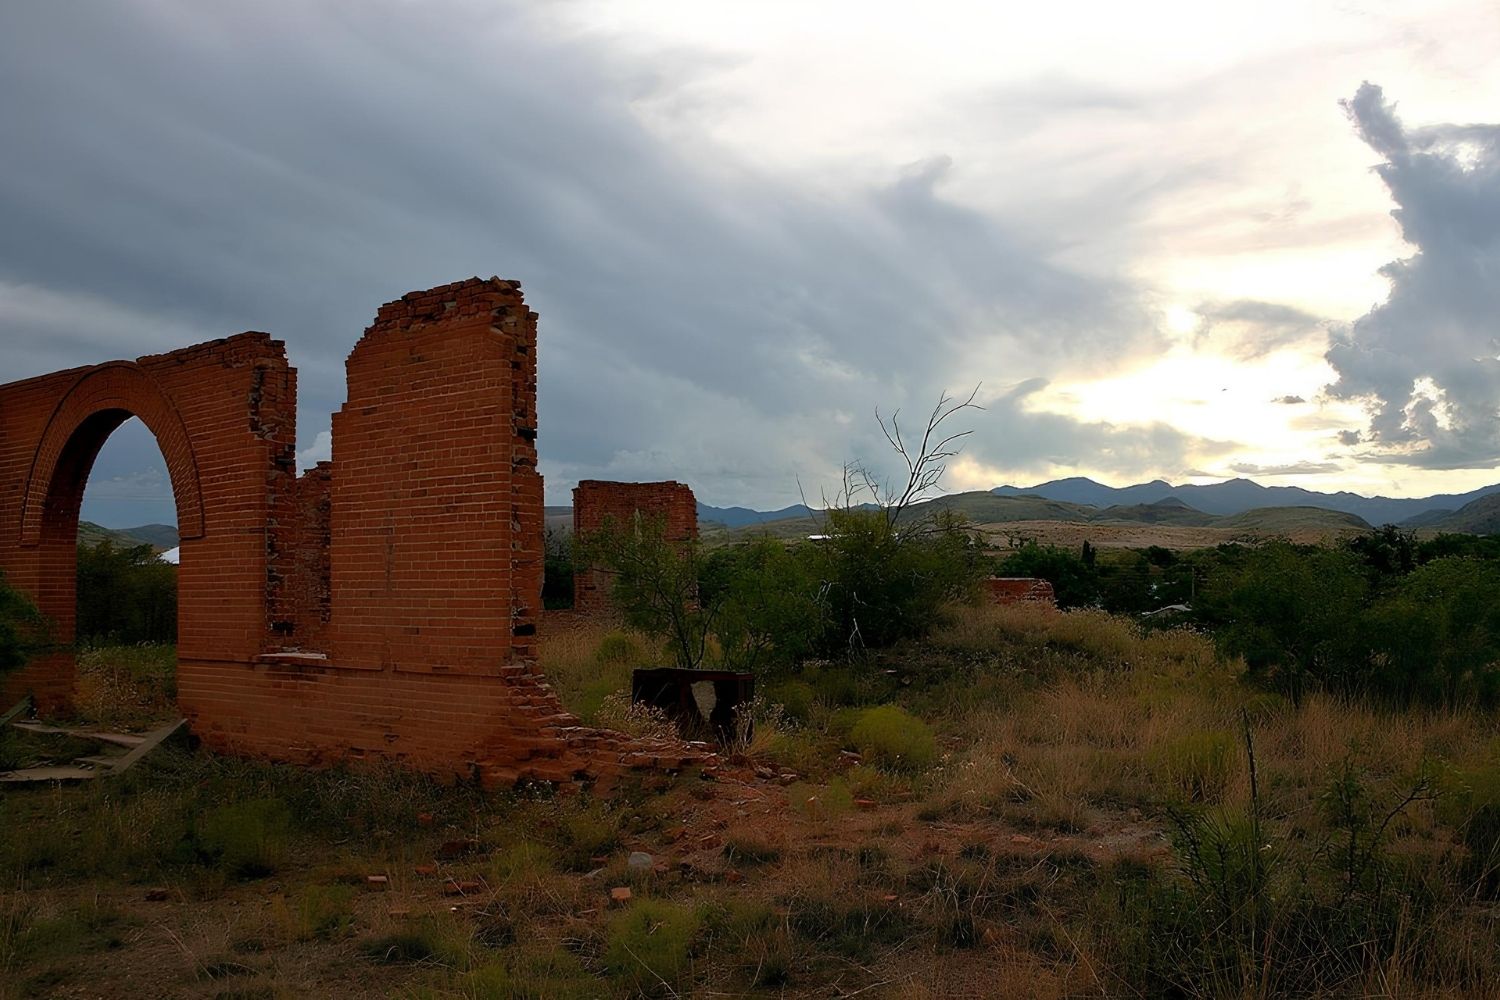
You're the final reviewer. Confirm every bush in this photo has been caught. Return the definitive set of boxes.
[1155,730,1236,804]
[766,679,814,722]
[999,540,1099,609]
[849,704,937,772]
[595,631,644,666]
[0,570,46,677]
[194,799,291,879]
[603,900,702,992]
[76,540,176,645]
[811,507,982,654]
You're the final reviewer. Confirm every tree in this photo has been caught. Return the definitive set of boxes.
[75,540,177,645]
[1202,542,1368,703]
[0,571,47,676]
[1000,540,1099,609]
[575,513,707,670]
[542,525,575,610]
[808,387,987,654]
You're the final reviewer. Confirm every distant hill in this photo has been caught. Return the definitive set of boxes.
[698,502,819,529]
[1216,506,1369,534]
[707,490,1372,543]
[992,476,1500,525]
[1426,493,1500,535]
[1092,499,1216,527]
[77,522,179,550]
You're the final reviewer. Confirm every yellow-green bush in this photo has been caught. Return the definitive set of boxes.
[604,899,703,992]
[850,705,937,772]
[195,798,290,879]
[766,679,814,722]
[1155,730,1237,803]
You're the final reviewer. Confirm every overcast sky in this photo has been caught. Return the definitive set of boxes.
[2,1,1497,526]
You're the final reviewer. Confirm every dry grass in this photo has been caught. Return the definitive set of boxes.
[8,602,1500,996]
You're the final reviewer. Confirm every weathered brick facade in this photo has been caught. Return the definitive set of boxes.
[572,480,698,613]
[0,278,700,784]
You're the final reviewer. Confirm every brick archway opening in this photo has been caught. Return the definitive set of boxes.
[2,339,287,715]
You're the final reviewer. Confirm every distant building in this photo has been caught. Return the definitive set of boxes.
[983,576,1056,606]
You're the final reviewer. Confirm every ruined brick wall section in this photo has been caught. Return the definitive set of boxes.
[327,277,539,673]
[572,480,698,613]
[0,335,291,712]
[1,279,703,785]
[984,577,1057,606]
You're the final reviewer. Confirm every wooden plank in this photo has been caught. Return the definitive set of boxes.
[104,718,186,775]
[9,721,146,747]
[0,764,101,783]
[0,696,32,727]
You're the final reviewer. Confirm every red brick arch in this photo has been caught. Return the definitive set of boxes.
[17,361,205,548]
[0,334,294,711]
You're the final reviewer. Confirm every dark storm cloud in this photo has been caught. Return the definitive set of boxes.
[1325,83,1500,469]
[0,1,1205,514]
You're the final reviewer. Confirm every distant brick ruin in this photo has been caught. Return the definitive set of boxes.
[0,278,699,784]
[572,480,698,613]
[984,577,1057,606]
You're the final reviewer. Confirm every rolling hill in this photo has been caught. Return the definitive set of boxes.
[1426,493,1500,535]
[77,521,179,550]
[991,476,1500,525]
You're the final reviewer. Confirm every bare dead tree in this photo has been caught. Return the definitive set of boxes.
[816,385,983,537]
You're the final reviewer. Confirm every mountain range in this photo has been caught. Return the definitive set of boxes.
[83,477,1500,551]
[988,477,1500,528]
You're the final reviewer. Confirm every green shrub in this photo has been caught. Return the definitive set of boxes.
[1156,730,1236,804]
[278,884,355,942]
[195,799,291,879]
[464,946,599,999]
[810,507,982,655]
[788,778,854,819]
[491,840,556,883]
[359,915,471,968]
[556,804,619,870]
[766,679,814,722]
[603,900,702,992]
[0,569,46,678]
[850,705,937,772]
[595,631,644,666]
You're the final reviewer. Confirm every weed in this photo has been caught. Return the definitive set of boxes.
[270,884,355,943]
[722,833,782,866]
[850,704,937,772]
[603,899,702,993]
[195,799,291,879]
[1155,730,1237,803]
[359,915,472,969]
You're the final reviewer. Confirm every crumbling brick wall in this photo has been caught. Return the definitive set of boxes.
[0,278,701,784]
[0,335,294,713]
[572,480,698,613]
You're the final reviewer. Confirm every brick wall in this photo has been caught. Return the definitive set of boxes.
[0,335,291,713]
[983,576,1057,606]
[0,278,702,784]
[571,480,698,613]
